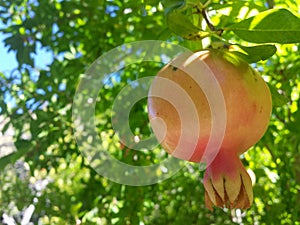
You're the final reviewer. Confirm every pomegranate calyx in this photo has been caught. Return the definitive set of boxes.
[203,152,253,210]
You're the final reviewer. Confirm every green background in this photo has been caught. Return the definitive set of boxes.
[1,0,300,224]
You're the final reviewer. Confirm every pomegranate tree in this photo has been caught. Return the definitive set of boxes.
[147,48,272,210]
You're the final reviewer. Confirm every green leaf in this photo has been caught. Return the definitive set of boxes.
[162,0,199,14]
[267,84,289,108]
[163,0,208,40]
[0,140,33,171]
[161,0,185,14]
[1,120,10,134]
[226,8,300,43]
[166,11,209,40]
[181,39,203,51]
[230,44,277,63]
[4,33,23,52]
[166,11,198,35]
[156,27,172,40]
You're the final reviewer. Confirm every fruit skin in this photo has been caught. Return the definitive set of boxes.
[147,48,272,210]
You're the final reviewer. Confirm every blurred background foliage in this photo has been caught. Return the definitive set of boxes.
[0,0,300,224]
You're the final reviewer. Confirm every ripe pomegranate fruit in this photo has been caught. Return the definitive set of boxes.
[147,48,272,210]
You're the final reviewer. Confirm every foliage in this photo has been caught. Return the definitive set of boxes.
[0,0,300,224]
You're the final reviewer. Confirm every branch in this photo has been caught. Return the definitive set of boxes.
[199,8,223,36]
[201,8,215,31]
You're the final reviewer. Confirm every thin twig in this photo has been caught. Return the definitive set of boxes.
[201,8,215,31]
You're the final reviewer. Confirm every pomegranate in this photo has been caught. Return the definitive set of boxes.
[147,48,272,210]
